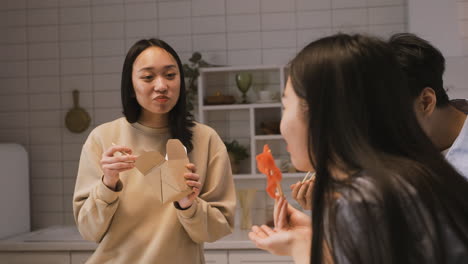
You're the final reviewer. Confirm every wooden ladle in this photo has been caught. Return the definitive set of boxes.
[65,90,91,133]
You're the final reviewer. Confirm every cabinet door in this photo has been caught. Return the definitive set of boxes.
[0,252,70,264]
[228,250,294,264]
[205,250,228,264]
[71,251,93,264]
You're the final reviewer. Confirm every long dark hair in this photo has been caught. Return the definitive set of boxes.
[289,34,468,263]
[121,38,195,152]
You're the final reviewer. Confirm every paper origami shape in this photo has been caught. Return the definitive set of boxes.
[134,139,192,203]
[256,144,283,199]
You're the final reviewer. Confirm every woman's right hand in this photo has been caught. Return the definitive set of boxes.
[100,145,137,190]
[290,179,314,210]
[274,195,311,229]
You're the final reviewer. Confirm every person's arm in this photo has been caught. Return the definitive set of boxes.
[175,144,236,243]
[73,133,133,242]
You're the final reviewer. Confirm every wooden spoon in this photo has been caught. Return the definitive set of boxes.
[65,90,91,133]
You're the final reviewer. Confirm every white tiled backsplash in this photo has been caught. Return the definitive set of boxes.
[0,0,465,230]
[460,0,468,54]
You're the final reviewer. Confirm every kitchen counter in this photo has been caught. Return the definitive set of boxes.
[0,225,257,251]
[0,226,296,264]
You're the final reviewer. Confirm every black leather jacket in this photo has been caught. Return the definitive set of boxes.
[325,171,468,264]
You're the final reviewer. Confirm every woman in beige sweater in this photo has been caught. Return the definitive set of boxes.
[73,39,236,264]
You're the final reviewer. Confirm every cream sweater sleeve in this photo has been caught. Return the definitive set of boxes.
[73,131,121,243]
[176,141,236,243]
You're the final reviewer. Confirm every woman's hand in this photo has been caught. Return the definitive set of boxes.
[274,195,311,229]
[290,179,314,210]
[100,145,137,190]
[249,196,312,262]
[177,163,202,209]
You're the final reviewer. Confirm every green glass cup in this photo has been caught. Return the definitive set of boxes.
[235,72,252,104]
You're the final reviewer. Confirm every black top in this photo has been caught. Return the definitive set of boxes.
[325,170,468,264]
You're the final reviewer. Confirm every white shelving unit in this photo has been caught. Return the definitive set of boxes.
[197,65,303,180]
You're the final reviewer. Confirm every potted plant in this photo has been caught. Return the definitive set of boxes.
[182,52,210,113]
[224,140,249,174]
[183,52,224,113]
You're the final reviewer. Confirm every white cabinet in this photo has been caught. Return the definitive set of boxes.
[0,249,294,264]
[0,251,93,264]
[196,65,304,264]
[197,65,303,180]
[71,252,92,264]
[228,250,294,264]
[205,250,228,264]
[0,252,70,264]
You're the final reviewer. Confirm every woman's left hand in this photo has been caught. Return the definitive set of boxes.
[249,196,312,262]
[177,163,202,209]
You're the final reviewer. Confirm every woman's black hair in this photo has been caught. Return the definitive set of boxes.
[289,33,468,263]
[121,38,195,152]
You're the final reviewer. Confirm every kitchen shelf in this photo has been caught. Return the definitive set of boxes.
[202,102,281,111]
[199,64,284,73]
[198,65,288,175]
[254,135,283,140]
[233,173,305,180]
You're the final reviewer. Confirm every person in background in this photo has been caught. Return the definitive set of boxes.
[73,38,235,264]
[248,33,468,264]
[291,32,468,210]
[389,33,468,178]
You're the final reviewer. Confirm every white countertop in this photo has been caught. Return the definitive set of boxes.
[0,225,257,251]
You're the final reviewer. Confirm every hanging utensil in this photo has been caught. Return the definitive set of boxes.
[65,90,91,133]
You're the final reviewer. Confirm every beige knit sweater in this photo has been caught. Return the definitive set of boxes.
[73,118,236,264]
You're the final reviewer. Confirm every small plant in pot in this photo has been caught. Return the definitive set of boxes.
[183,52,223,113]
[224,140,249,174]
[182,52,202,113]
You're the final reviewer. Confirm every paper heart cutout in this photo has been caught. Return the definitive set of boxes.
[135,151,165,175]
[133,140,192,203]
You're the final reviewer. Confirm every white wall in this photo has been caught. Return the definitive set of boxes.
[407,0,468,99]
[446,0,468,99]
[2,0,452,230]
[408,0,461,56]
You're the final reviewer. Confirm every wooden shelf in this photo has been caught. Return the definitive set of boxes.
[254,135,283,140]
[199,65,283,73]
[201,103,281,111]
[233,173,305,180]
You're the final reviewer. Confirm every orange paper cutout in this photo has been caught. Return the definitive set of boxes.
[256,144,283,198]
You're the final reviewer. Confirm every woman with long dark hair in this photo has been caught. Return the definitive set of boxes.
[249,34,468,263]
[73,39,235,263]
